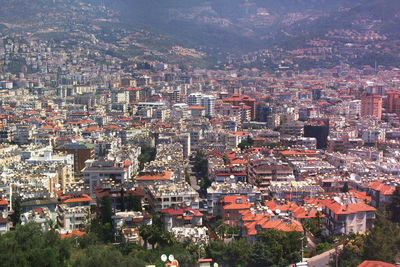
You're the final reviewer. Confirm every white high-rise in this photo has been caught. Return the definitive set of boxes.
[201,95,216,116]
[188,93,216,116]
[188,93,203,106]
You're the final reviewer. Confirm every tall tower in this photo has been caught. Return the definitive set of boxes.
[361,94,382,120]
[201,95,216,116]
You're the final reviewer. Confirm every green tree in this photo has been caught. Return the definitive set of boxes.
[204,239,227,264]
[184,167,191,185]
[222,154,231,165]
[334,235,365,267]
[0,222,73,267]
[11,195,21,226]
[363,209,400,263]
[138,145,156,170]
[193,150,208,177]
[100,195,113,225]
[238,136,254,151]
[193,150,210,192]
[388,186,400,224]
[127,193,142,212]
[342,182,349,193]
[249,229,303,267]
[303,217,322,239]
[249,239,275,266]
[72,244,146,267]
[315,242,331,254]
[138,225,151,249]
[216,219,227,239]
[120,188,125,211]
[225,238,250,267]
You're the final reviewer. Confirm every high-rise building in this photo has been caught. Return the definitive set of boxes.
[55,143,95,174]
[201,95,216,116]
[361,94,382,120]
[188,93,216,116]
[188,93,203,106]
[386,91,400,115]
[304,119,329,149]
[222,94,256,120]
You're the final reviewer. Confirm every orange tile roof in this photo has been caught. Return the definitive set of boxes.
[84,126,104,132]
[358,261,396,267]
[136,171,172,181]
[222,196,252,210]
[40,125,55,130]
[244,216,303,235]
[322,199,375,215]
[231,131,249,136]
[348,190,372,202]
[124,160,132,167]
[188,106,205,110]
[367,181,395,195]
[60,230,86,239]
[280,150,319,156]
[105,125,123,130]
[303,197,324,208]
[60,193,92,204]
[0,197,8,206]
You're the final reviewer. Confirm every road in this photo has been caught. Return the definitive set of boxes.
[187,163,200,190]
[190,175,200,190]
[304,246,342,267]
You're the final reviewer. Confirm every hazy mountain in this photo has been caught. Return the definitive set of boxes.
[2,0,400,67]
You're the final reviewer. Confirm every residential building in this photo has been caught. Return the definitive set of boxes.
[361,94,382,120]
[207,182,261,216]
[162,206,203,231]
[322,195,376,235]
[147,181,199,212]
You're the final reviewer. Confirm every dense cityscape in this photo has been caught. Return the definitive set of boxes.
[2,1,400,267]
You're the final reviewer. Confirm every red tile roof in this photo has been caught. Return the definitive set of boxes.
[348,190,372,202]
[358,261,396,267]
[162,207,203,217]
[0,197,8,206]
[367,181,395,195]
[188,106,205,110]
[60,230,86,239]
[281,150,319,156]
[322,199,376,215]
[60,193,92,204]
[136,171,172,181]
[222,196,252,210]
[84,126,104,132]
[244,216,303,235]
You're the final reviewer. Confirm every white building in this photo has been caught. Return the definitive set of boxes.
[362,128,385,144]
[82,159,132,196]
[57,205,89,233]
[201,95,216,116]
[188,93,203,106]
[148,182,200,212]
[206,182,261,216]
[188,93,216,116]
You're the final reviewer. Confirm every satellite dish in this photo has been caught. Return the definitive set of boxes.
[168,255,175,262]
[161,254,167,262]
[275,209,281,214]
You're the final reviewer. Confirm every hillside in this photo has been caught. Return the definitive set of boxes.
[2,0,400,68]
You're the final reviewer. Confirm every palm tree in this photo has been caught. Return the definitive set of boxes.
[216,220,227,239]
[139,225,151,249]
